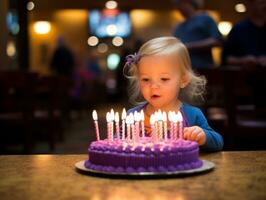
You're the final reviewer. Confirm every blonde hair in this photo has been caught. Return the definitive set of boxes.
[124,36,206,105]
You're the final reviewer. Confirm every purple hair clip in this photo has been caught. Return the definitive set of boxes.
[125,53,141,66]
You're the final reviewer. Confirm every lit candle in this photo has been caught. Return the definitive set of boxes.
[126,115,131,142]
[110,109,115,141]
[154,111,157,138]
[173,112,178,140]
[150,114,156,143]
[168,111,174,140]
[140,110,145,137]
[92,110,100,141]
[106,112,110,141]
[134,111,140,142]
[154,113,159,141]
[158,110,163,140]
[177,111,183,139]
[162,111,167,140]
[121,108,126,141]
[129,113,135,145]
[115,112,120,141]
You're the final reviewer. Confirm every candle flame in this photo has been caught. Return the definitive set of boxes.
[150,114,155,125]
[153,112,158,122]
[173,113,178,123]
[158,109,162,117]
[115,112,119,122]
[158,110,163,121]
[168,111,173,122]
[162,112,167,122]
[177,111,183,121]
[92,110,98,120]
[140,110,144,121]
[126,115,130,124]
[122,108,127,120]
[129,113,134,124]
[134,111,140,122]
[106,112,110,122]
[110,109,115,121]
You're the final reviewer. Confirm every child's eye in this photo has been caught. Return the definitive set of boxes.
[161,78,170,82]
[141,78,149,82]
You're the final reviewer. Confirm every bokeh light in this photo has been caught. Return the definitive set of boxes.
[87,36,99,46]
[218,21,232,36]
[27,1,35,11]
[105,1,118,9]
[97,43,108,53]
[107,53,120,70]
[112,36,124,47]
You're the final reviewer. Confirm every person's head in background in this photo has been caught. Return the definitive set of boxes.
[124,37,206,112]
[56,35,66,47]
[173,0,204,18]
[245,0,266,21]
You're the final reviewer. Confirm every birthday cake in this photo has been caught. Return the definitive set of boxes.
[84,109,203,174]
[85,138,202,173]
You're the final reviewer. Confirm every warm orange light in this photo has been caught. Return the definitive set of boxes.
[34,21,51,34]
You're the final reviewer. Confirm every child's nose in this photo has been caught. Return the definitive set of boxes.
[150,81,160,89]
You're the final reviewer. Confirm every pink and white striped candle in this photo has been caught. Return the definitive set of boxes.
[134,111,140,142]
[129,113,135,145]
[177,111,183,139]
[121,108,126,140]
[115,112,120,141]
[140,110,145,137]
[173,112,178,140]
[158,110,163,140]
[162,111,167,140]
[126,115,131,142]
[92,110,100,141]
[150,114,156,143]
[168,111,174,140]
[106,112,111,141]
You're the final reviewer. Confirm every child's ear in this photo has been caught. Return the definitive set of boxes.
[180,72,191,88]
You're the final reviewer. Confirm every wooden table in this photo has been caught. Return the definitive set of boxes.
[0,152,265,200]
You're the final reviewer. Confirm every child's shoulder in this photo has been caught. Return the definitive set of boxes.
[182,103,203,115]
[182,103,207,124]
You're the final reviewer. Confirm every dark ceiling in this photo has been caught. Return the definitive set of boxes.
[31,0,239,11]
[31,0,245,21]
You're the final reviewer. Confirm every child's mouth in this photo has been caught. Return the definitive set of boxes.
[151,94,160,99]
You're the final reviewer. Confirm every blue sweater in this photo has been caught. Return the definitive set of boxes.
[128,103,224,152]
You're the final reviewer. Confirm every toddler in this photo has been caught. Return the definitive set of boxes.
[124,36,223,151]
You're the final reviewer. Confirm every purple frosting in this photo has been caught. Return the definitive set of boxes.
[85,138,203,173]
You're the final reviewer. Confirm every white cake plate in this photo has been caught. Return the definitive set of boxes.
[75,160,215,178]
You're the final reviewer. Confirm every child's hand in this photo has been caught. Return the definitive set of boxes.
[183,126,206,146]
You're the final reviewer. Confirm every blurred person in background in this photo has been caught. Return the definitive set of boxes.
[173,0,222,69]
[50,36,75,78]
[222,0,266,111]
[222,0,266,67]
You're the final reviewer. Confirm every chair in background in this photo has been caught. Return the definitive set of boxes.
[0,71,36,153]
[32,75,73,151]
[198,66,266,150]
[225,66,266,150]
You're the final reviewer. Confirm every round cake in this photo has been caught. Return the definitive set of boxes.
[85,137,203,173]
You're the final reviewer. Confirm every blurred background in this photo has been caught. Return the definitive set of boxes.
[0,0,265,154]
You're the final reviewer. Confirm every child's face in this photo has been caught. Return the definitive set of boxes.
[138,55,187,110]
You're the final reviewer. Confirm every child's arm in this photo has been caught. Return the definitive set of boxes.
[184,108,224,151]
